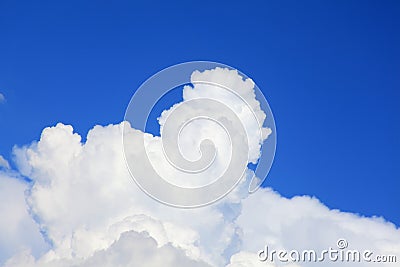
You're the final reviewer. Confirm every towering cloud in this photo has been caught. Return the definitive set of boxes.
[0,68,399,266]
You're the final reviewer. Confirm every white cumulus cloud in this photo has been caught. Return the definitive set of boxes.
[0,68,399,267]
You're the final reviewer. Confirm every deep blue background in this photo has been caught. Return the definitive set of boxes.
[0,1,399,224]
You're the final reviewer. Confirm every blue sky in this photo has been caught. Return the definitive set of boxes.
[0,0,399,227]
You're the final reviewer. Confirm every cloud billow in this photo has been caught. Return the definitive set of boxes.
[0,68,399,267]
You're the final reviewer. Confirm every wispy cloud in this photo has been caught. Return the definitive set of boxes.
[0,155,10,169]
[0,93,5,103]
